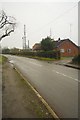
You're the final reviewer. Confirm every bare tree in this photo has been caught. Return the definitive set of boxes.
[0,10,16,41]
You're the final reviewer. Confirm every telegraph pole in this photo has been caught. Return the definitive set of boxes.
[70,24,72,40]
[28,40,29,49]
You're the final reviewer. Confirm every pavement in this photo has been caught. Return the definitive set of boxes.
[53,58,80,70]
[0,64,2,120]
[64,63,80,70]
[2,61,53,118]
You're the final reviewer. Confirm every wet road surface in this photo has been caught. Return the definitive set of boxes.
[5,55,78,118]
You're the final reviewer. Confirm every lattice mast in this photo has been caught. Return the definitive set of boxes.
[23,25,26,49]
[50,28,52,38]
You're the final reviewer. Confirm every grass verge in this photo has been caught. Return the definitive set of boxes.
[0,55,8,64]
[0,55,2,64]
[26,56,59,61]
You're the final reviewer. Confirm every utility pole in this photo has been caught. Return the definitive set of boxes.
[28,40,29,49]
[70,24,72,40]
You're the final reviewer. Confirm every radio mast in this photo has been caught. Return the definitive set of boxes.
[23,25,26,49]
[50,28,52,38]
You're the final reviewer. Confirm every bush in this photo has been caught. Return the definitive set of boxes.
[2,48,10,54]
[72,55,80,65]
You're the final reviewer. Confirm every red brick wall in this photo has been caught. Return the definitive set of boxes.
[57,41,78,57]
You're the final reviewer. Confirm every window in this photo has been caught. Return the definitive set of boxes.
[67,49,71,53]
[60,49,65,53]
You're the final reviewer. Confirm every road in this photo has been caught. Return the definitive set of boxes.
[5,55,78,118]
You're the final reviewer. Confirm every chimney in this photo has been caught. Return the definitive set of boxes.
[58,38,61,42]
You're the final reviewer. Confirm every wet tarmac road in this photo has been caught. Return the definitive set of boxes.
[5,55,78,118]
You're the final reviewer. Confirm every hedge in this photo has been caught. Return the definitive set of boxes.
[2,50,61,59]
[36,51,60,59]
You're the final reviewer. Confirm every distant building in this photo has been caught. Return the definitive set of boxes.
[32,39,79,57]
[32,43,41,51]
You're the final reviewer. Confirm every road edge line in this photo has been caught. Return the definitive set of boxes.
[14,66,60,119]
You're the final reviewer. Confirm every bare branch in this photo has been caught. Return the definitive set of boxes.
[0,22,14,29]
[0,29,14,41]
[0,10,7,26]
[0,15,4,23]
[0,10,16,41]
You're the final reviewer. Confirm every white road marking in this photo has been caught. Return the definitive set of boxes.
[29,61,42,67]
[52,70,79,82]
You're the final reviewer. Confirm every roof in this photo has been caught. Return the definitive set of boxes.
[54,38,78,48]
[32,43,41,50]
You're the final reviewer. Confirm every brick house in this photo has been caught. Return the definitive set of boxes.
[32,39,79,57]
[54,39,79,57]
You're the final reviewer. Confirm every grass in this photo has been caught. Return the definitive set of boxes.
[0,55,7,64]
[0,55,2,64]
[61,56,73,60]
[27,56,60,61]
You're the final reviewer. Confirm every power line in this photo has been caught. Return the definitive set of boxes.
[29,3,78,35]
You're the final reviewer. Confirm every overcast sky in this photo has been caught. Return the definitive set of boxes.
[0,0,79,49]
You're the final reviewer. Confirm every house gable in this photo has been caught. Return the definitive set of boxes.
[55,39,79,57]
